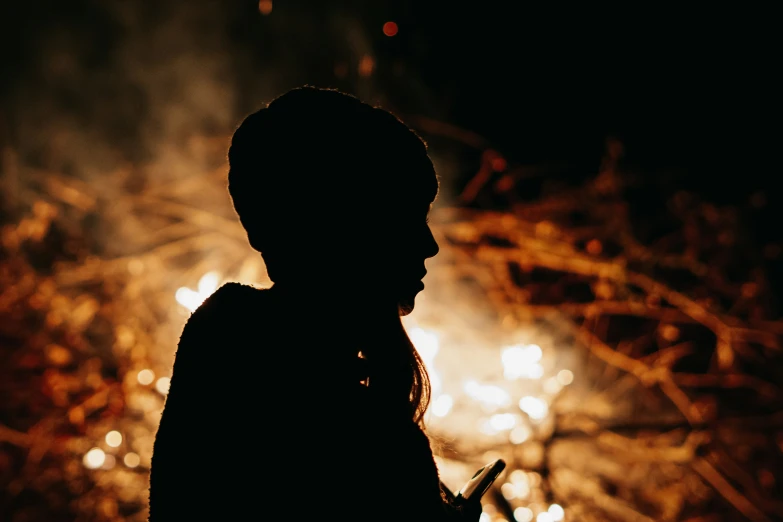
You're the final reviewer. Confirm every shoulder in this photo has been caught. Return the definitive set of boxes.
[171,282,269,377]
[198,281,266,312]
[177,282,270,346]
[188,282,267,322]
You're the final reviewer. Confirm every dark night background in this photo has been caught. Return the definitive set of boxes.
[0,1,779,265]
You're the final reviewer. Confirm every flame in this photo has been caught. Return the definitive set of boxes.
[136,369,155,385]
[519,396,548,421]
[501,344,543,380]
[83,448,105,469]
[408,327,442,395]
[464,380,512,409]
[548,504,565,521]
[175,271,221,312]
[431,394,453,417]
[155,376,171,395]
[105,430,122,447]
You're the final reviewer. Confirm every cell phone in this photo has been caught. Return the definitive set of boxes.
[456,459,506,502]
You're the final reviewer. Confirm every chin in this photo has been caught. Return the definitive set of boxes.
[395,278,425,316]
[397,292,419,316]
[398,303,414,316]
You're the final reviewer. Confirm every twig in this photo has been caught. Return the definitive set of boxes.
[0,423,31,447]
[691,458,773,522]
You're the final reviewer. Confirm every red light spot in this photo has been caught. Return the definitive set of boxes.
[491,157,507,172]
[258,0,272,15]
[586,239,603,255]
[383,21,398,37]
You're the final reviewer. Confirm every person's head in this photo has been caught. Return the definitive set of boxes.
[228,86,439,315]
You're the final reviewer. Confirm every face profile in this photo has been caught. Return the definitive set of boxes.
[382,202,439,315]
[227,86,439,314]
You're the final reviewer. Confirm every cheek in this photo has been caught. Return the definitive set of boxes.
[358,220,429,260]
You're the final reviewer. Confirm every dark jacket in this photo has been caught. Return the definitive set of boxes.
[148,282,457,521]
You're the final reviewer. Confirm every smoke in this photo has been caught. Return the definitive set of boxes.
[3,2,244,175]
[0,0,468,259]
[1,0,454,184]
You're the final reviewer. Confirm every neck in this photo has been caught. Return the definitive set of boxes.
[269,280,400,322]
[268,280,406,368]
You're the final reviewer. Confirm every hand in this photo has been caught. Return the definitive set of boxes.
[440,481,483,522]
[452,497,483,522]
[440,481,458,503]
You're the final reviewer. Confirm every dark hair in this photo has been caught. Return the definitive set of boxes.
[228,86,437,251]
[227,86,436,424]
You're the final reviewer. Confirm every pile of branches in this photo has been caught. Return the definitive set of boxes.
[0,195,154,521]
[0,137,248,522]
[1,129,781,522]
[420,137,783,522]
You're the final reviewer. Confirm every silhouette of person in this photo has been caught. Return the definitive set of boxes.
[148,86,482,521]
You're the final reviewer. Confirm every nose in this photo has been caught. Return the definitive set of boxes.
[424,224,439,259]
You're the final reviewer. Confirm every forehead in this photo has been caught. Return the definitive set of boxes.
[380,198,434,222]
[367,164,437,209]
[402,161,439,205]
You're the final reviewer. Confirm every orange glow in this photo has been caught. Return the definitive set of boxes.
[258,0,272,15]
[358,55,375,77]
[5,75,772,520]
[123,452,140,468]
[383,21,398,37]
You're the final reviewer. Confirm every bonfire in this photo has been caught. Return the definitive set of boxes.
[1,129,781,522]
